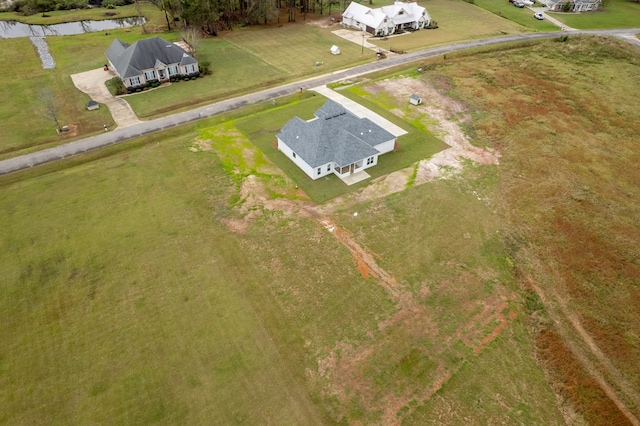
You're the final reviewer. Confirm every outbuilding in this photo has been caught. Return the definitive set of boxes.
[86,100,100,110]
[409,94,422,105]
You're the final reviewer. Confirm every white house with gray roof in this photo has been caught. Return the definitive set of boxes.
[276,100,396,181]
[105,37,199,89]
[540,0,600,11]
[342,1,430,36]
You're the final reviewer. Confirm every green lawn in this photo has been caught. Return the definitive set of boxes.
[232,91,447,203]
[0,90,563,423]
[0,3,168,30]
[0,0,579,158]
[368,0,541,52]
[548,0,640,29]
[126,24,372,118]
[472,0,559,31]
[0,122,390,424]
[0,3,168,159]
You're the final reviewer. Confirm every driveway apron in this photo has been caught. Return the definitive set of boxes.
[71,68,143,128]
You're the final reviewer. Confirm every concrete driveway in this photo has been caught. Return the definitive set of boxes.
[528,7,576,31]
[312,85,407,137]
[71,68,142,129]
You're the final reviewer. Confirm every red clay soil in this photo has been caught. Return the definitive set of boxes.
[537,327,632,426]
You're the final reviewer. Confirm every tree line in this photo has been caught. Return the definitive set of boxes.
[157,0,348,35]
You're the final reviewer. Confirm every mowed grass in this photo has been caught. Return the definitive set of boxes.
[368,0,535,52]
[473,0,559,31]
[2,0,557,157]
[7,36,638,424]
[232,91,447,203]
[548,0,640,29]
[323,170,563,423]
[0,3,167,27]
[0,4,168,159]
[0,118,397,423]
[423,35,640,421]
[126,23,372,118]
[0,36,115,158]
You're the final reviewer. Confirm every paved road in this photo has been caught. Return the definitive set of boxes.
[1,28,639,175]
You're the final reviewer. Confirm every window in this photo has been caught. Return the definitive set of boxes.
[292,152,296,158]
[185,64,196,74]
[317,168,321,175]
[144,70,156,81]
[327,164,331,172]
[367,157,375,165]
[167,66,178,76]
[129,76,141,86]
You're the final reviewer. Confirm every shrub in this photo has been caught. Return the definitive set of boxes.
[107,76,127,96]
[199,61,212,76]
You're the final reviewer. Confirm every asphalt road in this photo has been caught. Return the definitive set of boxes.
[1,28,638,175]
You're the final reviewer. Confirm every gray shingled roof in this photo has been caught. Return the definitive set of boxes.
[105,37,197,79]
[277,100,395,168]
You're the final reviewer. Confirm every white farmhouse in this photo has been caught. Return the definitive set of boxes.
[342,1,431,37]
[276,100,396,181]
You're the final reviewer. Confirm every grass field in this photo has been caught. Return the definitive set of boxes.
[549,0,640,29]
[0,3,168,159]
[0,90,564,424]
[1,0,565,158]
[415,35,640,422]
[2,10,640,422]
[124,23,372,118]
[368,0,540,52]
[473,0,559,31]
[0,3,168,29]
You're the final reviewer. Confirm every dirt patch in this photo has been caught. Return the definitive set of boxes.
[373,77,499,184]
[320,77,499,214]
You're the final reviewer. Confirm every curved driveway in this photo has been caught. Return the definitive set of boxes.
[1,28,639,175]
[71,68,142,128]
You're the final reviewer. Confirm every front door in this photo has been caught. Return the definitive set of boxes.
[158,69,166,80]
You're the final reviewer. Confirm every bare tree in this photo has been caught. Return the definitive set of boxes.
[134,0,147,33]
[38,87,62,132]
[181,26,202,57]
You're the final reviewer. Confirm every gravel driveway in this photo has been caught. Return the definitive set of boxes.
[71,68,142,129]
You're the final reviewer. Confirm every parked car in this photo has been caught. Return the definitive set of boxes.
[514,1,525,7]
[534,12,544,19]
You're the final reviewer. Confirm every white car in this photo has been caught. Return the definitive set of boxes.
[534,12,544,20]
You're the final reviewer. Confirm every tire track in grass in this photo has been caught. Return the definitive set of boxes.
[528,279,640,426]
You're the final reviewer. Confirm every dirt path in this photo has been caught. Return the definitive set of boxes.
[529,280,640,425]
[70,68,142,129]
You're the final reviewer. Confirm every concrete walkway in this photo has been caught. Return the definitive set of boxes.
[2,28,640,175]
[312,85,407,137]
[71,68,142,128]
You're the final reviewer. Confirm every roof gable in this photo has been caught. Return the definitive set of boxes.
[277,100,394,168]
[105,37,197,79]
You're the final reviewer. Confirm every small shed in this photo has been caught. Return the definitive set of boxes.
[409,94,422,106]
[330,45,341,55]
[86,100,99,111]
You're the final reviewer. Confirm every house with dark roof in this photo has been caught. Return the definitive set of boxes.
[105,37,199,89]
[276,100,396,181]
